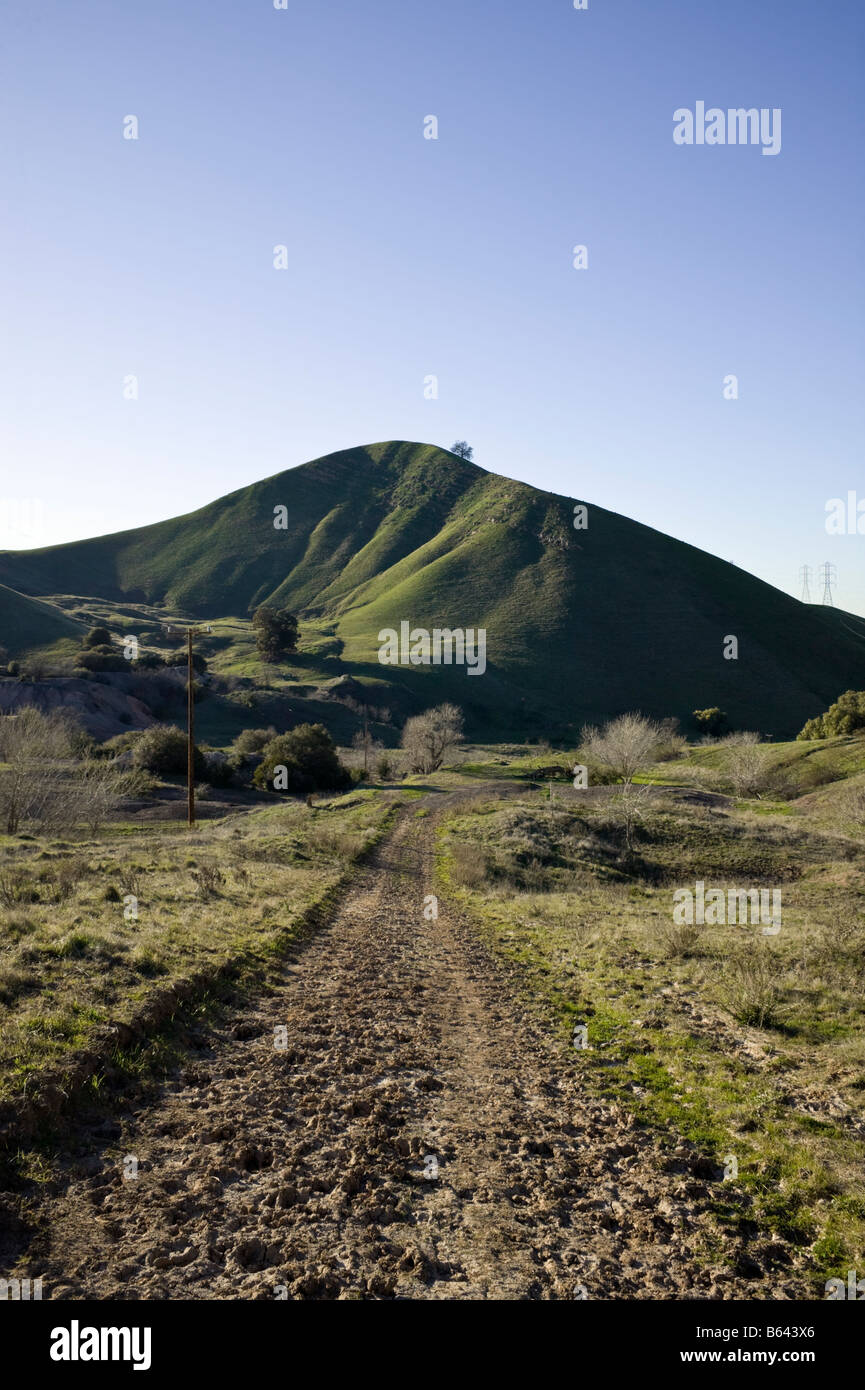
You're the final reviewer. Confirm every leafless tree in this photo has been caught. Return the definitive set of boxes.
[0,708,75,833]
[609,782,654,852]
[76,758,127,832]
[580,712,663,786]
[724,737,773,798]
[0,708,123,833]
[401,703,464,774]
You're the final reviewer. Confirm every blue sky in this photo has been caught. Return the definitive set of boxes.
[1,0,863,613]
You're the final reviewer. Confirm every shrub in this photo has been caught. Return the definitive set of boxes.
[657,918,704,959]
[202,751,236,788]
[19,657,53,681]
[191,864,224,900]
[693,707,728,737]
[606,782,654,852]
[654,717,687,761]
[53,857,88,902]
[721,946,786,1029]
[83,626,113,648]
[102,730,145,757]
[131,725,205,777]
[233,726,278,756]
[254,724,351,794]
[77,645,127,673]
[118,866,144,898]
[798,716,826,740]
[76,759,126,829]
[165,650,208,675]
[797,690,865,740]
[0,866,33,908]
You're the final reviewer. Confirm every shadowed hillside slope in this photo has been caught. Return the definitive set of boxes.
[0,583,88,655]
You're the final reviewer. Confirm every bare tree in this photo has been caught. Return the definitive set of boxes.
[580,712,662,786]
[724,736,773,798]
[0,708,75,833]
[401,703,464,774]
[350,728,383,776]
[609,782,654,853]
[76,758,126,832]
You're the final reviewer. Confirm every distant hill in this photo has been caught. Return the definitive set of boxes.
[1,440,864,739]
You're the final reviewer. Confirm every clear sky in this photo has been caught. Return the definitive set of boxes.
[1,0,863,613]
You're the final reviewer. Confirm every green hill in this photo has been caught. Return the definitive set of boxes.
[1,440,864,739]
[0,583,88,656]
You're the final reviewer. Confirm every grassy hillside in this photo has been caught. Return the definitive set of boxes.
[2,441,865,739]
[0,583,87,655]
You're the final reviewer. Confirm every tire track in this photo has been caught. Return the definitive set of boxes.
[21,794,802,1300]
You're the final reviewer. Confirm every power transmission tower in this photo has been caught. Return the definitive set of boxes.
[819,562,837,607]
[798,565,812,603]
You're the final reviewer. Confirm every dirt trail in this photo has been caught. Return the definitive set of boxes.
[20,794,799,1300]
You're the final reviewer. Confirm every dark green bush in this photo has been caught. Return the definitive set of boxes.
[693,707,728,737]
[165,650,208,675]
[254,723,351,794]
[78,645,127,673]
[131,724,205,777]
[233,726,278,756]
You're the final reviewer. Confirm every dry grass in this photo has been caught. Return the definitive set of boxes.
[720,944,788,1028]
[438,784,865,1286]
[0,791,395,1104]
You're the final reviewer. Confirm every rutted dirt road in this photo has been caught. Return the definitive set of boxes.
[17,794,802,1300]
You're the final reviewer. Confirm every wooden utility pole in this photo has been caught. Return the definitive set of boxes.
[187,629,196,827]
[363,704,369,778]
[165,623,210,828]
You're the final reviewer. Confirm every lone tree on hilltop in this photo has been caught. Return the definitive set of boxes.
[252,606,299,663]
[450,441,473,461]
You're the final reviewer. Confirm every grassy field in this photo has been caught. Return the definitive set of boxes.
[433,741,865,1291]
[0,788,397,1144]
